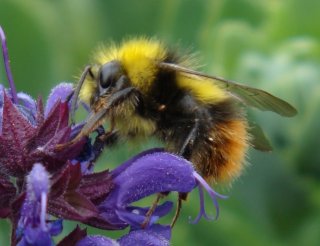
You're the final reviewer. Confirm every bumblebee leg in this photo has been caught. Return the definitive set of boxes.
[71,65,93,124]
[141,193,166,228]
[170,119,199,226]
[178,118,199,157]
[171,192,188,227]
[77,86,141,143]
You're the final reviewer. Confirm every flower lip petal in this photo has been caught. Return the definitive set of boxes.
[118,201,173,228]
[127,201,173,220]
[77,235,119,246]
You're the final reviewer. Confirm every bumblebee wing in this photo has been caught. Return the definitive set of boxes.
[248,122,273,152]
[160,63,297,117]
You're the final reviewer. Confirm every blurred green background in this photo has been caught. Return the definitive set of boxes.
[0,0,320,245]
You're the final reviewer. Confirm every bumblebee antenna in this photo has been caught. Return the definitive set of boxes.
[0,26,18,104]
[70,65,92,124]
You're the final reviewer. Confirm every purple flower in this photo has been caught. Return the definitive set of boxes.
[16,164,63,246]
[97,149,196,229]
[77,224,171,246]
[87,149,226,230]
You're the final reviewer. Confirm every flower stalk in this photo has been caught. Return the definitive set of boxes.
[0,26,17,104]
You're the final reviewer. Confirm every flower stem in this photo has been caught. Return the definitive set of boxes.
[0,26,18,104]
[10,215,18,246]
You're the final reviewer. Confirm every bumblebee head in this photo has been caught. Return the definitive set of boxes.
[70,60,136,141]
[97,60,124,96]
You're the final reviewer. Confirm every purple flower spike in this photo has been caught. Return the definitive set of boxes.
[98,149,197,228]
[45,83,73,117]
[190,172,228,224]
[17,163,63,246]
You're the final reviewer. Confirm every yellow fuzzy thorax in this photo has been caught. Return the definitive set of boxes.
[95,38,167,92]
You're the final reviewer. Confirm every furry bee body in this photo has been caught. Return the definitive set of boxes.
[131,62,249,182]
[77,38,296,183]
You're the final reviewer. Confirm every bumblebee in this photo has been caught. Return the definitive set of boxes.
[70,38,297,225]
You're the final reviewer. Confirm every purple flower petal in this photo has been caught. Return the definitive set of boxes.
[48,219,63,236]
[118,224,171,246]
[0,87,37,127]
[127,201,173,221]
[77,225,171,246]
[45,83,73,117]
[112,150,197,204]
[17,92,37,116]
[117,202,173,228]
[77,235,119,246]
[19,227,53,246]
[26,163,50,201]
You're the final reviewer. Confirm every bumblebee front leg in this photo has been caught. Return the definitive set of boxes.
[71,65,94,124]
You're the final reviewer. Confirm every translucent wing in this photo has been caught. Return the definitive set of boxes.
[160,63,297,117]
[248,122,273,152]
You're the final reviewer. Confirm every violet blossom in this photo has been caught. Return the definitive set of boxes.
[16,164,63,246]
[0,25,226,246]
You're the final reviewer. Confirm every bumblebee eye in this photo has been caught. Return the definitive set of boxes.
[99,61,122,89]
